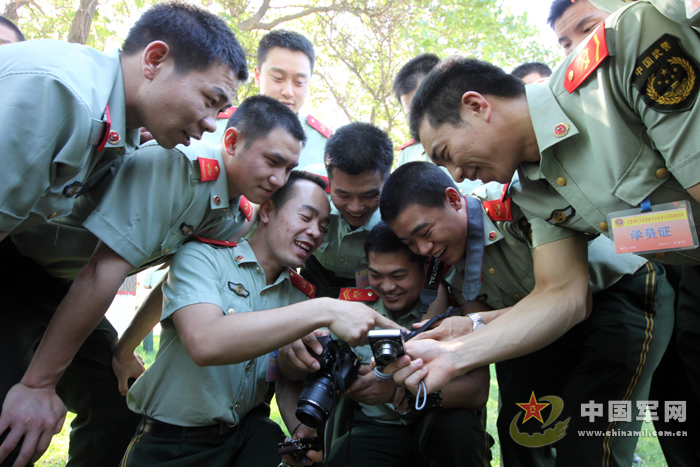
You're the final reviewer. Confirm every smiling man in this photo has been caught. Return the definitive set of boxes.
[0,96,304,467]
[204,30,330,169]
[300,122,393,298]
[0,2,248,244]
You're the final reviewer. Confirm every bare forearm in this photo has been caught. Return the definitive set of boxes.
[114,277,165,359]
[441,366,489,410]
[275,377,306,433]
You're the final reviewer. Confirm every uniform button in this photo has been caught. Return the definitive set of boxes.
[459,189,463,194]
[48,212,58,219]
[514,294,521,300]
[656,168,669,179]
[340,258,346,263]
[256,267,260,273]
[260,290,266,296]
[213,196,221,206]
[556,177,567,186]
[222,208,228,212]
[488,268,496,275]
[568,70,574,81]
[163,248,170,254]
[599,222,608,231]
[227,308,235,314]
[234,403,239,409]
[116,147,125,155]
[655,252,666,259]
[245,362,252,371]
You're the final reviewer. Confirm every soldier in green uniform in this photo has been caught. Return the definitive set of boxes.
[380,162,674,467]
[392,53,481,196]
[121,171,397,466]
[203,30,331,169]
[300,123,393,298]
[0,2,248,244]
[0,96,304,467]
[325,222,492,467]
[0,15,24,44]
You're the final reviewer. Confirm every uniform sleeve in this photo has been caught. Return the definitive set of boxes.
[617,4,700,189]
[0,72,92,231]
[524,211,581,249]
[83,145,194,267]
[162,243,224,320]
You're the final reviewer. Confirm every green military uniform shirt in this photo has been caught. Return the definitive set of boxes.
[591,0,700,30]
[445,183,647,309]
[396,140,482,195]
[351,297,425,425]
[314,206,382,279]
[202,111,329,168]
[127,240,309,427]
[11,140,246,280]
[512,2,700,266]
[0,40,138,234]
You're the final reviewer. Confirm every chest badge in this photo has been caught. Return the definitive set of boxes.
[228,282,250,298]
[547,206,575,225]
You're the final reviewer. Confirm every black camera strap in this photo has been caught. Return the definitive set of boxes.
[415,256,446,325]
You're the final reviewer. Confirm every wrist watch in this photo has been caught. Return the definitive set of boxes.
[467,312,486,331]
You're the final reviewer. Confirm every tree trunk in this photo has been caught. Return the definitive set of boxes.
[67,0,99,45]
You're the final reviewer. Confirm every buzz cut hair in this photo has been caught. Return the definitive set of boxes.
[257,29,316,73]
[364,221,425,266]
[226,95,306,149]
[511,62,552,80]
[324,122,393,180]
[270,170,328,211]
[393,53,441,104]
[548,0,577,28]
[0,15,25,42]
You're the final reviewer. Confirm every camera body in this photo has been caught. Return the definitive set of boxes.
[368,329,406,366]
[277,437,323,463]
[295,336,360,429]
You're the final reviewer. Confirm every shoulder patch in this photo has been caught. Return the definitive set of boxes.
[217,106,237,119]
[192,236,237,247]
[339,288,378,302]
[289,269,316,298]
[631,33,699,113]
[564,25,609,94]
[483,198,513,222]
[397,138,416,151]
[307,115,332,138]
[546,206,575,225]
[198,157,220,182]
[239,196,253,222]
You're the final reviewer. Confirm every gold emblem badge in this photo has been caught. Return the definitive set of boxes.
[228,282,250,298]
[546,206,575,225]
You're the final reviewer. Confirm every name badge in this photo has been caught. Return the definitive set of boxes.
[266,350,280,382]
[355,268,370,289]
[607,201,698,255]
[687,0,700,18]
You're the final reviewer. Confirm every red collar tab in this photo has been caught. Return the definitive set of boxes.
[97,104,111,153]
[564,25,609,94]
[217,106,237,119]
[289,269,316,298]
[340,288,378,302]
[483,197,513,222]
[397,138,416,151]
[192,236,237,247]
[307,115,332,138]
[239,196,253,222]
[198,157,221,182]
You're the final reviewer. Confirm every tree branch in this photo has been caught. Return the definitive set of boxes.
[67,0,99,44]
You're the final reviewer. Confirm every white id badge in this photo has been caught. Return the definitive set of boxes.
[607,200,698,255]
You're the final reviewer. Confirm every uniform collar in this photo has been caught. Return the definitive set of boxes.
[209,146,231,211]
[373,296,422,323]
[520,84,580,181]
[233,240,292,288]
[466,188,506,246]
[103,50,139,153]
[331,204,382,233]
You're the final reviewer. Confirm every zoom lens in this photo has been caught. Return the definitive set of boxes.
[375,341,400,366]
[295,374,336,429]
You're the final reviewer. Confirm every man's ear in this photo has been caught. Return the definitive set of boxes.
[141,41,171,81]
[258,200,274,225]
[460,91,492,123]
[253,65,262,87]
[223,127,242,156]
[445,187,463,211]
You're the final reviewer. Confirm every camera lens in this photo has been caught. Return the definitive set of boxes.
[375,341,400,366]
[295,374,336,429]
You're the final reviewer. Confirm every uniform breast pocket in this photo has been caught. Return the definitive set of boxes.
[611,146,667,207]
[222,286,253,315]
[161,228,188,257]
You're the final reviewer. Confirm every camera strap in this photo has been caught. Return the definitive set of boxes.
[415,256,446,324]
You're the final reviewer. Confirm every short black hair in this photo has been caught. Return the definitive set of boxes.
[393,53,440,104]
[409,57,525,141]
[270,170,328,211]
[122,2,248,80]
[226,95,306,149]
[511,62,552,80]
[365,221,425,266]
[257,29,315,74]
[548,0,576,28]
[325,122,393,180]
[380,162,456,224]
[0,15,25,42]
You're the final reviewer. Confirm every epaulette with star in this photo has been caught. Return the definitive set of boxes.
[307,115,332,138]
[192,236,237,247]
[397,138,416,151]
[564,25,609,93]
[217,106,238,119]
[198,157,220,182]
[339,288,378,302]
[239,196,253,222]
[482,183,513,221]
[289,269,316,299]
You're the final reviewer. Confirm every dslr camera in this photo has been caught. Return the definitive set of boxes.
[295,336,360,428]
[368,329,406,366]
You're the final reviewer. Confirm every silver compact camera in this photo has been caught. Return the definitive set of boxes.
[368,329,406,366]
